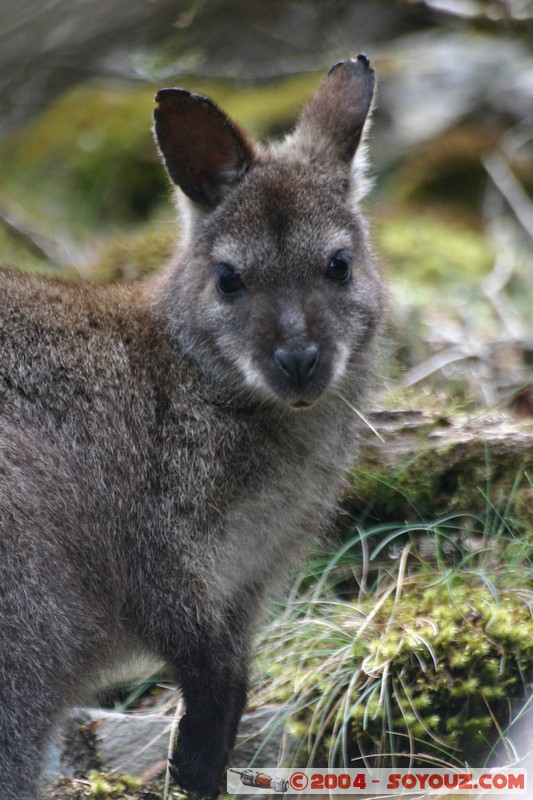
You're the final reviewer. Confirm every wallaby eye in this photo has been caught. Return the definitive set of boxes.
[215,263,245,297]
[325,250,353,283]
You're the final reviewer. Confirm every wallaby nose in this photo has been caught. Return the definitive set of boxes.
[274,346,319,387]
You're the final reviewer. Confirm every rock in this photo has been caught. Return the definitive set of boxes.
[0,0,408,142]
[376,31,533,158]
[46,704,289,784]
[347,408,533,525]
[0,0,181,142]
[46,709,168,782]
[233,706,290,768]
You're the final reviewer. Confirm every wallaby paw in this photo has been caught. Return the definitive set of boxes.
[168,752,224,799]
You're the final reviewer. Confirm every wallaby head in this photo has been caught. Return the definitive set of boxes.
[152,55,383,410]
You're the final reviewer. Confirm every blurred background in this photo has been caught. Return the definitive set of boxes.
[2,0,532,785]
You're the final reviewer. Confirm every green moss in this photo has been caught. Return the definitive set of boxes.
[349,429,533,529]
[0,83,167,232]
[378,215,494,288]
[89,220,178,282]
[351,446,441,519]
[87,771,142,798]
[0,71,320,241]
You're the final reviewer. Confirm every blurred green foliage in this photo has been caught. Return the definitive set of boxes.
[88,221,176,282]
[379,215,493,286]
[0,83,165,233]
[351,441,532,528]
[0,72,319,237]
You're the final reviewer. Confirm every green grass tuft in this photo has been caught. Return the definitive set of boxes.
[253,512,532,769]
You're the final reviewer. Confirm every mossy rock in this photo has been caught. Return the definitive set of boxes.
[89,221,178,282]
[351,578,532,761]
[0,71,319,240]
[0,83,168,233]
[377,213,494,290]
[348,409,533,529]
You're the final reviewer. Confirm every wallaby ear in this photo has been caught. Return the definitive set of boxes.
[292,55,375,167]
[154,88,255,209]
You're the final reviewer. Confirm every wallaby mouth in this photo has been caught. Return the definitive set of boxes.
[291,400,315,411]
[275,383,327,409]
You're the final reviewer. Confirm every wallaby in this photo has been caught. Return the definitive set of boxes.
[0,56,384,799]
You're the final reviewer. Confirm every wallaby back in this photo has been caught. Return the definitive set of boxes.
[0,56,385,799]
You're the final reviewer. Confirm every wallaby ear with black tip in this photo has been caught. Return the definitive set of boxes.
[154,89,255,210]
[289,55,375,169]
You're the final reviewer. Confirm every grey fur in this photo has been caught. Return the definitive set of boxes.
[0,56,385,798]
